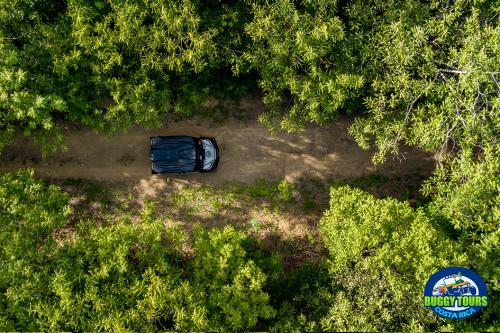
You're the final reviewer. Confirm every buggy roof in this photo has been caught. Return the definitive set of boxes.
[150,136,198,173]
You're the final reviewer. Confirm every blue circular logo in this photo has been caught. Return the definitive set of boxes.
[424,267,488,319]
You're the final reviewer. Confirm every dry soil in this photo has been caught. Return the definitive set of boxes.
[0,95,435,196]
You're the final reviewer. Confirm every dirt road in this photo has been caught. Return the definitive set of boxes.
[0,96,435,193]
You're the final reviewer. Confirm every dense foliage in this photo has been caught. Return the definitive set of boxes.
[319,185,498,332]
[0,0,252,153]
[0,0,498,331]
[0,169,71,329]
[244,0,363,130]
[0,170,274,331]
[347,0,500,164]
[1,0,498,152]
[1,166,498,331]
[319,186,461,331]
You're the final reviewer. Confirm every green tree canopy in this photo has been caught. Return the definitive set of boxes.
[173,225,275,331]
[348,0,500,164]
[244,0,364,131]
[0,170,275,331]
[0,0,253,153]
[0,0,69,155]
[319,185,464,331]
[0,169,71,329]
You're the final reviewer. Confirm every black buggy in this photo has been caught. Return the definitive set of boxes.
[150,136,219,174]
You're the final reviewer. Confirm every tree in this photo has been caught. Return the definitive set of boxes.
[0,170,275,331]
[422,152,500,331]
[244,0,364,131]
[64,0,253,129]
[340,2,500,328]
[0,0,69,155]
[347,0,499,164]
[0,169,70,330]
[0,0,254,154]
[319,185,465,331]
[35,218,186,331]
[172,225,276,331]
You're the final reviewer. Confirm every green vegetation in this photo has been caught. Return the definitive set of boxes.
[318,180,499,332]
[0,170,275,331]
[0,0,498,331]
[1,170,497,331]
[1,0,497,152]
[0,0,253,153]
[320,186,461,331]
[244,0,363,130]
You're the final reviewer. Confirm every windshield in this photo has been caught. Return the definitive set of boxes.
[201,139,217,171]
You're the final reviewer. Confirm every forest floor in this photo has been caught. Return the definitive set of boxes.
[0,93,436,267]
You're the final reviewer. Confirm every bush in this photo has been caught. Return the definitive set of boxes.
[174,225,276,331]
[277,180,295,203]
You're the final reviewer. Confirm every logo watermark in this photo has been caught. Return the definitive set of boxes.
[423,267,488,319]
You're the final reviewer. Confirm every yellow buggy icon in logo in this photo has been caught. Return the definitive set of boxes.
[432,273,477,296]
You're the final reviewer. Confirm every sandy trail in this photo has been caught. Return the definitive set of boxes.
[0,97,435,195]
